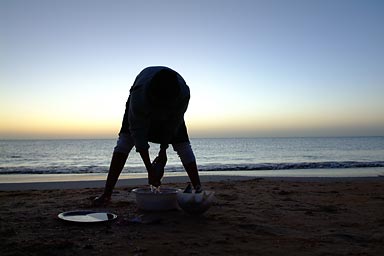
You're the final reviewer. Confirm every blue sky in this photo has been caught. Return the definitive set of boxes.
[1,0,384,138]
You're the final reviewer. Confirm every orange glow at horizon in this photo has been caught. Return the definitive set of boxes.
[1,116,383,139]
[1,94,383,139]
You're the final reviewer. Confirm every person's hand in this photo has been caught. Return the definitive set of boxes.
[152,147,167,181]
[152,157,166,182]
[138,149,161,187]
[147,166,161,187]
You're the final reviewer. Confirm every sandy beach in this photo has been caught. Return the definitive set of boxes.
[0,175,383,256]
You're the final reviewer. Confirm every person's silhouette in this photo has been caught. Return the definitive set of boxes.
[93,66,202,206]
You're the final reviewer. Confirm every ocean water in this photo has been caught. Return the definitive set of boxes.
[0,137,383,176]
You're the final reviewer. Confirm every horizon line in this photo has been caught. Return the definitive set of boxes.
[1,135,384,141]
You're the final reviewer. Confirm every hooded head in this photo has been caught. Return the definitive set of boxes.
[147,69,180,106]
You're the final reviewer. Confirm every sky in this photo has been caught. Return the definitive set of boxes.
[1,0,384,139]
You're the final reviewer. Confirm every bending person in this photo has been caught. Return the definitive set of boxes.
[93,66,202,206]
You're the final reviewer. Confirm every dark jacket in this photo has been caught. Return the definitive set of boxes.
[128,66,190,151]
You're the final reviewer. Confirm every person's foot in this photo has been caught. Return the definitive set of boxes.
[92,194,111,207]
[183,183,202,193]
[195,184,203,193]
[184,183,193,193]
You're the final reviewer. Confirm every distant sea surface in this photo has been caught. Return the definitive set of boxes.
[1,137,384,176]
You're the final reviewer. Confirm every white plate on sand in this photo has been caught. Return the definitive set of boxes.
[58,210,117,223]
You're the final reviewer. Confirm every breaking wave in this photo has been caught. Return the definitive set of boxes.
[1,161,384,175]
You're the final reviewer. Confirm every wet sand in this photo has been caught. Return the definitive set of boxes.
[1,177,383,256]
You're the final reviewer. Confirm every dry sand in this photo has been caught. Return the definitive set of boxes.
[1,177,383,256]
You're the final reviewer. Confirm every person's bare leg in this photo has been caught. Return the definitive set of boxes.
[93,152,128,206]
[183,161,201,190]
[104,152,129,195]
[173,142,202,191]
